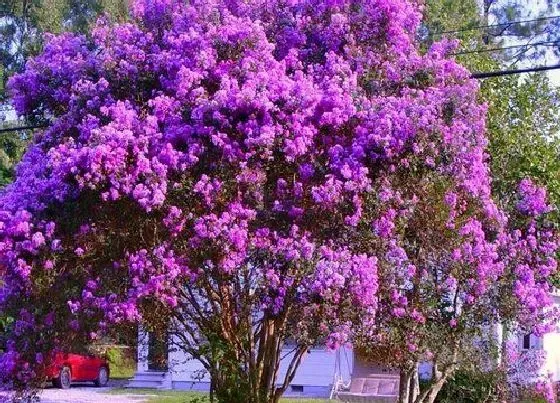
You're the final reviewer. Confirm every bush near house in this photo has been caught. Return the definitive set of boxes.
[105,346,136,380]
[89,345,137,380]
[425,369,504,403]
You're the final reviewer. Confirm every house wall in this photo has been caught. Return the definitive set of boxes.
[277,346,352,396]
[541,294,560,382]
[138,300,560,396]
[166,342,353,397]
[543,332,560,382]
[500,293,560,384]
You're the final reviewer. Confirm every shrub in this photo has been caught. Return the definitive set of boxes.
[428,369,505,403]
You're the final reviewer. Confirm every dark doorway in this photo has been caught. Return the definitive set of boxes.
[147,331,168,371]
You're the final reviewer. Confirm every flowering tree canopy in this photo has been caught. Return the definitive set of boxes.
[0,0,557,402]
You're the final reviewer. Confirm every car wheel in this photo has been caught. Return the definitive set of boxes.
[53,366,71,389]
[95,366,109,387]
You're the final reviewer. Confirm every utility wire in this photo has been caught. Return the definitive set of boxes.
[472,63,560,79]
[0,124,47,133]
[431,14,560,36]
[452,40,560,56]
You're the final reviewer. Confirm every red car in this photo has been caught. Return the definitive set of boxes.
[43,352,110,389]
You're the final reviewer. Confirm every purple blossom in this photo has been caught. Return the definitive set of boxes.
[517,178,551,216]
[0,0,557,394]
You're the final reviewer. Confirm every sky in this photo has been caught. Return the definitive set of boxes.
[549,69,560,87]
[520,0,560,87]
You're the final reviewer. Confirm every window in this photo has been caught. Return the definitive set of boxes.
[523,334,531,350]
[291,385,304,393]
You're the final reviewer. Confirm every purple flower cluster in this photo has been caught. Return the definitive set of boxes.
[517,178,551,216]
[0,0,557,391]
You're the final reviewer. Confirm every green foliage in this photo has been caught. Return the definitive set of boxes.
[60,0,128,34]
[105,346,136,379]
[422,0,501,80]
[484,73,560,215]
[424,0,560,63]
[426,369,505,403]
[0,127,31,187]
[0,314,14,351]
[422,0,482,46]
[34,0,66,34]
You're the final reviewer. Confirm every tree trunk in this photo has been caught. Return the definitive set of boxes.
[420,375,448,403]
[482,0,494,45]
[399,370,411,403]
[414,361,457,403]
[209,377,215,403]
[500,322,509,369]
[409,363,420,403]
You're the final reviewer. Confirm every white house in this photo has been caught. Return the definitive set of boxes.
[127,290,560,398]
[128,327,354,398]
[506,289,560,384]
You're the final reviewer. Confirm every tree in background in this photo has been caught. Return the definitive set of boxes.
[0,128,30,187]
[0,0,128,188]
[424,0,560,235]
[483,0,560,63]
[0,0,128,93]
[485,73,560,215]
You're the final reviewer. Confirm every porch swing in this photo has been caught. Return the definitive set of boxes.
[331,347,400,402]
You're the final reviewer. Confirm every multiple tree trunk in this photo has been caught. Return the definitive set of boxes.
[164,268,314,403]
[398,344,459,403]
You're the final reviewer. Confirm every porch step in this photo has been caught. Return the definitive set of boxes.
[127,380,167,389]
[127,371,169,389]
[130,372,166,381]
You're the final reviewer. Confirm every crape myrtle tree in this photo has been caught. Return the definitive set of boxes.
[354,173,558,403]
[0,0,557,403]
[354,2,560,403]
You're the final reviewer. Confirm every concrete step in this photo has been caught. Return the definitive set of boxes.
[132,371,166,376]
[127,380,166,389]
[127,371,169,389]
[130,372,166,381]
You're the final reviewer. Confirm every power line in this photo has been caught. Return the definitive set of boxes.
[0,124,47,133]
[431,14,560,36]
[452,40,560,56]
[471,63,560,79]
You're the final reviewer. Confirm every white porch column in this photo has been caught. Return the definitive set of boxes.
[495,322,504,366]
[137,325,149,372]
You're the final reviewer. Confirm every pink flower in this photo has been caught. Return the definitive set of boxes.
[31,232,45,248]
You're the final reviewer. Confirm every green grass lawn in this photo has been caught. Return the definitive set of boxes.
[107,388,328,403]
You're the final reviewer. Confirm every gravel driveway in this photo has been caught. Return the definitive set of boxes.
[0,385,149,403]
